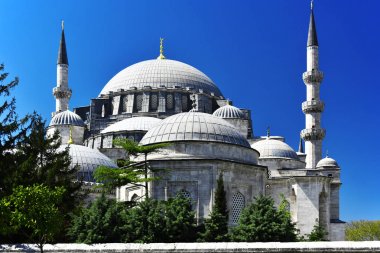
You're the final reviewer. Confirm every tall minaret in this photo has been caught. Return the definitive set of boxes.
[300,1,326,169]
[52,21,72,116]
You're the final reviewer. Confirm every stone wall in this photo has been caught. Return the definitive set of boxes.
[2,242,380,253]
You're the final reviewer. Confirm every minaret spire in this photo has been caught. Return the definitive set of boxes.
[57,20,69,65]
[307,1,319,47]
[52,21,72,116]
[300,2,325,169]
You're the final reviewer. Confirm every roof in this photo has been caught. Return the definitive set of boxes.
[251,138,299,160]
[49,110,85,127]
[57,28,68,65]
[140,112,250,148]
[213,104,245,119]
[316,156,339,168]
[101,117,162,134]
[307,10,319,46]
[99,59,222,97]
[60,144,117,182]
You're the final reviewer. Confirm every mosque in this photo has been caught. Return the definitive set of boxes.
[47,4,345,241]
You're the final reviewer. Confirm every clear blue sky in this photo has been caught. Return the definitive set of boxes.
[1,0,379,222]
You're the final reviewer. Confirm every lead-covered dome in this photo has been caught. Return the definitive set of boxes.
[213,104,245,119]
[59,144,117,182]
[316,156,339,168]
[101,117,162,134]
[99,59,222,97]
[140,112,250,148]
[50,110,85,127]
[251,138,299,160]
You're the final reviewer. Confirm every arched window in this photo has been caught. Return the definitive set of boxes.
[181,94,189,111]
[122,96,128,112]
[131,193,139,202]
[231,192,245,224]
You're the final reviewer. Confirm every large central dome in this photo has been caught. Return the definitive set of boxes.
[99,59,222,97]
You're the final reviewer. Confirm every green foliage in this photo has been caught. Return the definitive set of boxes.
[199,173,229,242]
[0,184,65,252]
[15,116,83,214]
[230,195,298,242]
[95,138,168,198]
[0,64,33,197]
[345,220,380,241]
[307,220,328,241]
[123,195,197,243]
[67,193,128,243]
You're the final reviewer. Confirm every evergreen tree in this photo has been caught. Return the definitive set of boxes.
[230,195,298,242]
[94,138,168,198]
[199,173,229,242]
[0,64,33,197]
[164,195,197,242]
[308,219,328,241]
[67,193,128,243]
[277,195,298,242]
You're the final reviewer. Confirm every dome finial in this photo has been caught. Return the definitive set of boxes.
[226,99,231,105]
[68,126,74,144]
[266,126,271,138]
[311,0,313,10]
[326,149,329,158]
[61,20,64,30]
[157,38,166,60]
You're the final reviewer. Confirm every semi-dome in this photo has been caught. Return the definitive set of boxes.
[213,104,245,119]
[99,59,222,97]
[140,112,250,148]
[59,144,117,182]
[101,117,162,134]
[316,156,339,168]
[50,110,85,127]
[251,138,299,160]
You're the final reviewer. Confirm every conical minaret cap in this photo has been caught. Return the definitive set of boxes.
[57,21,69,65]
[307,5,319,47]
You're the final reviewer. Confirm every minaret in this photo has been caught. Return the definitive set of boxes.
[300,1,326,169]
[52,20,72,116]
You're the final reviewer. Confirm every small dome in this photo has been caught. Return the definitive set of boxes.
[316,156,339,168]
[213,104,245,119]
[251,138,299,160]
[50,110,85,127]
[99,59,222,97]
[59,144,117,182]
[101,117,162,134]
[140,112,250,148]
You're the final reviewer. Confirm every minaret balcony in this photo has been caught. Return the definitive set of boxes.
[301,128,326,141]
[303,70,324,84]
[302,100,324,113]
[53,87,72,99]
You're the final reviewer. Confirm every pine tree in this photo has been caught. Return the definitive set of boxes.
[199,173,229,242]
[94,138,168,198]
[68,193,127,243]
[15,116,83,214]
[308,219,328,241]
[230,195,298,242]
[0,64,33,197]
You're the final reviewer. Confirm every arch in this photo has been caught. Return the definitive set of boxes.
[231,192,245,224]
[131,193,139,202]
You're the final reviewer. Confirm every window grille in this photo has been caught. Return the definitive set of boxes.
[182,94,189,111]
[135,94,143,112]
[122,96,128,112]
[150,93,158,111]
[166,93,174,110]
[178,189,191,199]
[231,192,245,224]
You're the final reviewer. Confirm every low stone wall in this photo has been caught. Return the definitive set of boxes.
[1,242,380,253]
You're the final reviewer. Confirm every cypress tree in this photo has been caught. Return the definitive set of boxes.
[199,173,229,242]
